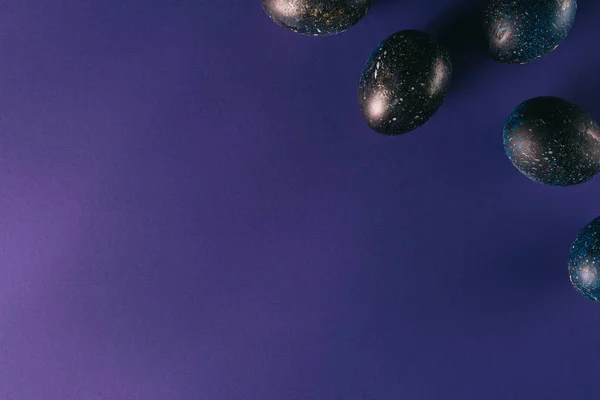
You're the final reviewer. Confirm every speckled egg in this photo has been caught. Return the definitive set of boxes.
[503,97,600,186]
[261,0,370,36]
[484,0,577,64]
[358,30,452,135]
[568,216,600,302]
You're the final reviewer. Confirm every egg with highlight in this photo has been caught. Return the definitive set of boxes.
[503,97,600,186]
[484,0,577,64]
[358,30,452,136]
[261,0,370,36]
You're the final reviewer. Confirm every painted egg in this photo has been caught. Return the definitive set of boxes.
[503,97,600,186]
[358,30,452,136]
[261,0,370,36]
[484,0,577,64]
[569,216,600,302]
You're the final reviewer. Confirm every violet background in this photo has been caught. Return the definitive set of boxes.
[1,0,599,398]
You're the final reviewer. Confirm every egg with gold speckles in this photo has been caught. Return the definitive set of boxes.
[358,30,452,136]
[261,0,370,36]
[569,216,600,302]
[503,97,600,186]
[484,0,577,64]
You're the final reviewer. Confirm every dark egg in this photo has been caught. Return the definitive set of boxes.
[503,97,600,186]
[569,216,600,302]
[484,0,577,64]
[261,0,370,36]
[358,30,452,136]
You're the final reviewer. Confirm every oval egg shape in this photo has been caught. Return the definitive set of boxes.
[358,30,452,135]
[261,0,370,36]
[568,216,600,302]
[484,0,577,64]
[503,96,600,186]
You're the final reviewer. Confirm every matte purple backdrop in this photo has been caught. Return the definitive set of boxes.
[0,0,599,398]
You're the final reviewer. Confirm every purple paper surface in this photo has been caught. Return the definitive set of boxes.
[0,0,599,398]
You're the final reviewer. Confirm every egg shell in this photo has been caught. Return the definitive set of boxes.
[503,96,600,186]
[358,30,452,136]
[569,216,600,302]
[261,0,370,36]
[484,0,577,64]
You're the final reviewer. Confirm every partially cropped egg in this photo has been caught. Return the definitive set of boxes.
[484,0,577,64]
[569,216,600,302]
[502,97,600,186]
[261,0,370,36]
[358,30,452,135]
